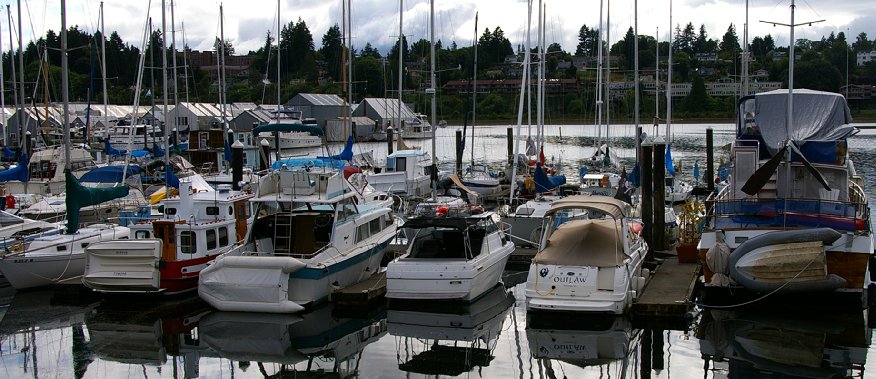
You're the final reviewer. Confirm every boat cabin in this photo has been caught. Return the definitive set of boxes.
[403,205,503,260]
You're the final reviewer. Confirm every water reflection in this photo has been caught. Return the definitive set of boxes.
[387,285,515,376]
[697,308,871,377]
[526,313,641,377]
[200,303,387,377]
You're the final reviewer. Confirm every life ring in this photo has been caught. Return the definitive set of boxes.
[469,205,484,215]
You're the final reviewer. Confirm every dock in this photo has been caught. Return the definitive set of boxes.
[632,257,698,328]
[332,271,387,308]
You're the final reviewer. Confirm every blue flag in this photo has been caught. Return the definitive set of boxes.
[693,161,700,185]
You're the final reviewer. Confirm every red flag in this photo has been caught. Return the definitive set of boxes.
[539,146,545,166]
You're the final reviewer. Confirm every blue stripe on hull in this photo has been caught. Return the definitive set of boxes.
[290,238,391,280]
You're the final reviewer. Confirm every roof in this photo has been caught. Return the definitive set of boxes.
[357,98,418,120]
[290,93,345,107]
[549,195,628,219]
[388,150,428,158]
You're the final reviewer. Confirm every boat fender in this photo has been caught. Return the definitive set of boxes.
[215,256,305,273]
[729,228,844,293]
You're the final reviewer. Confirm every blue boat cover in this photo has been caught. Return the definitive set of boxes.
[104,139,127,155]
[166,164,180,188]
[224,137,232,162]
[665,144,676,177]
[2,146,15,158]
[0,153,28,182]
[272,157,346,171]
[628,164,641,188]
[252,122,324,136]
[65,170,129,234]
[152,143,165,158]
[131,150,149,157]
[80,165,143,183]
[533,163,566,193]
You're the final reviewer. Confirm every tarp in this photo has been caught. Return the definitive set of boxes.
[104,139,127,155]
[271,157,346,171]
[252,122,324,136]
[533,219,625,266]
[80,165,143,183]
[166,164,180,188]
[740,89,857,156]
[2,146,15,158]
[224,137,232,162]
[152,143,165,158]
[533,163,565,193]
[131,150,149,157]
[628,164,641,188]
[0,153,28,183]
[65,170,129,233]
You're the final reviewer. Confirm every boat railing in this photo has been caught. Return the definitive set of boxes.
[704,196,869,232]
[498,220,539,247]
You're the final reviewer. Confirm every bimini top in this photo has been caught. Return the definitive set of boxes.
[738,89,857,156]
[548,195,627,219]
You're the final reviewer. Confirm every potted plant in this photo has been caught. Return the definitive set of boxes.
[676,199,704,263]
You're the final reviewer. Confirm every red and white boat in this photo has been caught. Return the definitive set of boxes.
[81,181,254,294]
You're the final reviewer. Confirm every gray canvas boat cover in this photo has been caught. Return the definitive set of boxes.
[533,219,626,267]
[740,89,857,156]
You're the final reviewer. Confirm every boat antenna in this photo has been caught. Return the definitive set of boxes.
[61,0,70,171]
[429,0,437,202]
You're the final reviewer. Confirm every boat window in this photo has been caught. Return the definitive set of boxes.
[357,223,370,242]
[81,243,89,249]
[394,157,407,172]
[481,219,499,235]
[338,197,358,220]
[206,206,219,216]
[369,218,381,233]
[135,230,151,239]
[382,213,393,229]
[166,208,177,216]
[207,229,217,250]
[515,207,535,216]
[385,157,395,172]
[179,231,195,254]
[219,227,229,247]
[0,212,24,227]
[228,206,234,216]
[57,245,67,251]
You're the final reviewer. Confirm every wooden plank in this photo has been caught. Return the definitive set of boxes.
[632,257,698,319]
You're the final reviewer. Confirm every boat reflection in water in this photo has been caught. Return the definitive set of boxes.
[526,313,641,375]
[697,308,871,377]
[84,296,211,378]
[199,303,387,377]
[387,285,515,376]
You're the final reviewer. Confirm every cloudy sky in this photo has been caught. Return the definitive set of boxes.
[8,0,876,56]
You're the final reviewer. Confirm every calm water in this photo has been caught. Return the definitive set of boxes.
[1,123,875,378]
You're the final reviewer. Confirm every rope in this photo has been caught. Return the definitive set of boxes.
[692,249,821,309]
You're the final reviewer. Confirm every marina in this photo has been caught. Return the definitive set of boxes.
[0,0,874,376]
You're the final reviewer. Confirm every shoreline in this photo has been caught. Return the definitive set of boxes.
[445,117,876,128]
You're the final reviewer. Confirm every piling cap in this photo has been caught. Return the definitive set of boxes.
[260,139,270,147]
[232,140,244,148]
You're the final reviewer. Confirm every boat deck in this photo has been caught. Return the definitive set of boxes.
[632,257,698,324]
[332,271,387,308]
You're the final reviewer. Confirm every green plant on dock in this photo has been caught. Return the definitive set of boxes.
[678,199,704,245]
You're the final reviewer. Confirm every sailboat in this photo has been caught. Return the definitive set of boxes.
[0,2,131,291]
[697,0,873,306]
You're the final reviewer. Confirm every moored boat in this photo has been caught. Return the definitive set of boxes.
[524,195,648,314]
[82,181,254,294]
[197,166,397,313]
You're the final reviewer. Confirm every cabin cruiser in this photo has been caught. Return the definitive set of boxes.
[2,146,95,195]
[459,164,501,196]
[698,89,873,306]
[198,166,397,313]
[386,204,513,301]
[82,181,254,294]
[105,124,166,151]
[398,114,433,140]
[256,109,322,150]
[524,196,648,314]
[368,150,432,198]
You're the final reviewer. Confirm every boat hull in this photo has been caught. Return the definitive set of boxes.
[0,254,85,290]
[386,243,513,301]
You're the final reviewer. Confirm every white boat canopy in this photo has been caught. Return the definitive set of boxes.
[547,195,628,219]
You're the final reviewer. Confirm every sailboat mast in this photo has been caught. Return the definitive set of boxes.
[218,3,227,134]
[595,0,603,145]
[347,0,353,134]
[161,0,170,184]
[170,0,178,132]
[397,0,403,131]
[341,0,348,136]
[276,0,281,119]
[535,1,543,156]
[101,2,109,142]
[471,12,477,166]
[605,0,610,144]
[787,0,796,140]
[666,0,673,140]
[0,14,4,143]
[182,22,189,103]
[429,0,436,201]
[16,0,24,147]
[634,0,639,130]
[509,0,533,204]
[742,0,749,96]
[655,26,659,130]
[61,0,71,171]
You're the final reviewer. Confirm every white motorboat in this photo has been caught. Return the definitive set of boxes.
[527,314,640,367]
[106,123,166,151]
[0,210,62,249]
[386,204,513,301]
[82,181,255,294]
[503,196,583,247]
[525,195,649,314]
[0,223,130,290]
[256,109,322,150]
[2,146,96,195]
[197,166,397,313]
[368,150,432,197]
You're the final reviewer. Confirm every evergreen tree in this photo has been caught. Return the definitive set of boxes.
[320,24,344,82]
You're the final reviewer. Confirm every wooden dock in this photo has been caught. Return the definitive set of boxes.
[332,271,387,308]
[632,257,698,326]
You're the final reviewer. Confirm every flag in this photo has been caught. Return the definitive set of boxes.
[665,144,676,177]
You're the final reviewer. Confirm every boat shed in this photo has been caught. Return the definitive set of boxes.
[352,98,418,128]
[285,93,346,126]
[230,108,274,145]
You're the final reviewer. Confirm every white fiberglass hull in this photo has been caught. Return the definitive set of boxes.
[199,239,390,313]
[386,243,513,301]
[0,253,85,290]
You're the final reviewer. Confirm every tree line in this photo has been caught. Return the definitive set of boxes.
[3,18,876,122]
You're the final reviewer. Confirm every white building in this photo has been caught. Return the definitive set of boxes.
[857,51,876,66]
